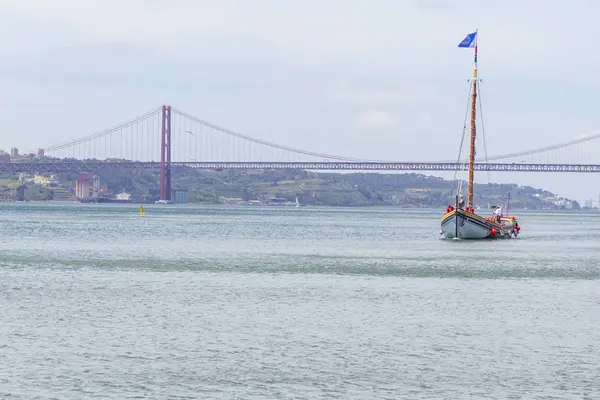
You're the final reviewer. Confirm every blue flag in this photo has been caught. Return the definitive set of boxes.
[458,32,477,48]
[508,192,511,200]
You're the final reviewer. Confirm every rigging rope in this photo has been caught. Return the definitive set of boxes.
[477,82,491,185]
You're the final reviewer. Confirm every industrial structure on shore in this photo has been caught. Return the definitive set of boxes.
[73,173,188,203]
[10,169,188,204]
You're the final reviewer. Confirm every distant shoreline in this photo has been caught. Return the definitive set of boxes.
[1,169,580,209]
[0,199,590,212]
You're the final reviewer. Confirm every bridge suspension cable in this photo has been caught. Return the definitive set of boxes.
[171,108,368,162]
[36,104,600,164]
[468,131,600,162]
[43,107,162,153]
[175,107,600,163]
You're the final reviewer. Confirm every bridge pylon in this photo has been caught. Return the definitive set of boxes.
[159,105,172,201]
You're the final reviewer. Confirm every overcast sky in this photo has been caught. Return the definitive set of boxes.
[1,0,599,202]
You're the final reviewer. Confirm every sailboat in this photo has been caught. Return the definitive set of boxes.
[441,30,521,240]
[138,204,146,215]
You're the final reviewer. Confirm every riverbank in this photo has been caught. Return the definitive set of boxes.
[0,169,580,209]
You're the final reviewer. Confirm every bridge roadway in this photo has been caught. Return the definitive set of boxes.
[2,160,600,172]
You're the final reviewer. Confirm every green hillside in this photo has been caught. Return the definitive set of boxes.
[0,168,578,210]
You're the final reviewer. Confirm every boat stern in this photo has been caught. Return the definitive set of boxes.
[500,216,521,237]
[483,215,522,238]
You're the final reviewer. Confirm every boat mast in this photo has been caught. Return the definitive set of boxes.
[466,29,478,209]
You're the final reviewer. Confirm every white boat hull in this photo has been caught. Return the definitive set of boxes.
[441,209,517,240]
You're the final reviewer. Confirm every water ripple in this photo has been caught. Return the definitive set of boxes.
[1,204,600,398]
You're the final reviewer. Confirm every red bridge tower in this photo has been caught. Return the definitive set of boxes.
[159,105,172,201]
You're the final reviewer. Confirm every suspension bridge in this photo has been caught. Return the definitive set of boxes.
[3,105,600,201]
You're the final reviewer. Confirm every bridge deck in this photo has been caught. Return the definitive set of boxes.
[2,161,600,172]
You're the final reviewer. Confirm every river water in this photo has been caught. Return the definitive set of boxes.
[1,203,599,399]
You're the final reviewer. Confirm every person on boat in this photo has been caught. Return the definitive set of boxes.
[492,205,502,223]
[458,194,465,209]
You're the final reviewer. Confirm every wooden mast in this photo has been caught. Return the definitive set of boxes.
[466,30,478,209]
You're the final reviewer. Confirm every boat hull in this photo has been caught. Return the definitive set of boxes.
[441,209,517,239]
